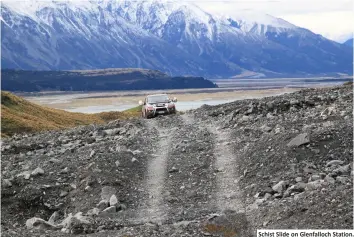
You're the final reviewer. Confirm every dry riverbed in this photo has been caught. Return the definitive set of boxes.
[23,88,300,113]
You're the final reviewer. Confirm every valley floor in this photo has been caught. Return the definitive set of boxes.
[1,84,353,236]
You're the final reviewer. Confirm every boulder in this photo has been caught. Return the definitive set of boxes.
[287,133,310,147]
[26,217,59,230]
[272,181,287,193]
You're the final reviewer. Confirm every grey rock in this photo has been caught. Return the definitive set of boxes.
[287,133,310,147]
[119,203,127,211]
[97,200,109,211]
[101,206,116,213]
[324,175,335,184]
[333,164,351,175]
[272,180,287,193]
[60,167,69,174]
[266,102,274,110]
[305,180,326,191]
[168,166,179,173]
[48,211,60,225]
[87,208,100,216]
[31,167,44,176]
[336,176,351,184]
[60,191,69,197]
[309,174,321,182]
[294,193,305,201]
[2,179,12,188]
[104,128,120,136]
[101,186,116,202]
[284,182,306,197]
[17,171,31,180]
[326,160,344,167]
[59,212,91,231]
[109,194,119,207]
[49,158,60,163]
[295,177,303,182]
[241,115,249,122]
[260,125,272,132]
[89,150,95,158]
[264,193,272,200]
[84,186,92,192]
[26,217,58,230]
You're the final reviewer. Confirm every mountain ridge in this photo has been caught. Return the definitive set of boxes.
[1,0,353,78]
[1,68,218,92]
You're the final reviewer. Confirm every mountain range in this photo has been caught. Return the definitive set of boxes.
[1,0,353,78]
[343,38,353,47]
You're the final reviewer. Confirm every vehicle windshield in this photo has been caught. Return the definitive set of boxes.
[147,95,169,104]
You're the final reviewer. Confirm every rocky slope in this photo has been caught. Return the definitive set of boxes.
[1,0,353,77]
[1,84,353,236]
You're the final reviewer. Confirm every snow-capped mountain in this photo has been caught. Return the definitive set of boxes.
[343,38,353,47]
[1,0,353,77]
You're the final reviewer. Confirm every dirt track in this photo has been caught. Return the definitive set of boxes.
[1,84,353,236]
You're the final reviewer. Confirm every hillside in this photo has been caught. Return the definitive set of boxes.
[1,0,353,77]
[1,91,140,136]
[1,84,352,236]
[1,69,217,92]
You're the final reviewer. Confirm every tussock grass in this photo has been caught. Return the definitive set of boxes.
[1,91,140,137]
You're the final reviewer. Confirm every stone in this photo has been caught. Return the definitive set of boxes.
[49,158,60,163]
[309,174,321,182]
[294,193,305,201]
[17,171,31,180]
[59,212,92,234]
[48,211,60,224]
[264,193,272,200]
[326,160,344,167]
[241,115,249,122]
[115,161,120,167]
[2,179,12,188]
[336,176,350,184]
[31,167,44,176]
[89,150,95,158]
[109,195,119,207]
[119,203,127,211]
[131,158,138,163]
[60,191,69,197]
[333,165,350,175]
[60,167,69,174]
[168,166,179,173]
[260,125,272,132]
[101,186,116,202]
[287,133,310,147]
[305,180,326,191]
[97,200,109,211]
[101,206,116,213]
[324,175,335,184]
[26,217,58,230]
[272,181,287,193]
[87,208,100,216]
[295,177,303,182]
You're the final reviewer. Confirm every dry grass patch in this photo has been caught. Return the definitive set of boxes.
[1,91,140,137]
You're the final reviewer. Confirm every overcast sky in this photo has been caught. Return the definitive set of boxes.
[194,0,353,42]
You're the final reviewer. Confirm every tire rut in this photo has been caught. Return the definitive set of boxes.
[207,124,246,214]
[135,119,171,223]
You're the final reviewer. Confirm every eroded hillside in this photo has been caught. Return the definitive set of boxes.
[1,84,353,236]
